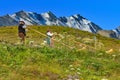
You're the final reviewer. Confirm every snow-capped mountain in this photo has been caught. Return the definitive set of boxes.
[59,14,102,33]
[0,10,102,33]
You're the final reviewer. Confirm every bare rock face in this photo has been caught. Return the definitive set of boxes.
[0,15,18,26]
[97,30,117,38]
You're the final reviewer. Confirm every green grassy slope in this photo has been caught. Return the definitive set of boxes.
[0,26,120,80]
[0,25,120,51]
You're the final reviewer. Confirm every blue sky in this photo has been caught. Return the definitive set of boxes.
[0,0,120,30]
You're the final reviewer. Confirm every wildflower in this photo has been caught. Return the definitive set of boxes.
[105,49,113,54]
[112,54,116,60]
[3,46,7,49]
[65,70,69,73]
[101,78,108,80]
[70,68,75,71]
[15,42,21,45]
[77,68,81,71]
[98,53,103,56]
[69,65,73,68]
[44,40,47,43]
[77,72,81,75]
[91,63,95,65]
[41,40,47,46]
[112,55,116,57]
[34,45,41,47]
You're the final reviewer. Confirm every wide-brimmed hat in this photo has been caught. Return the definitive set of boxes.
[19,20,25,24]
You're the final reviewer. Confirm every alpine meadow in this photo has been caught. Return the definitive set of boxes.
[0,25,120,80]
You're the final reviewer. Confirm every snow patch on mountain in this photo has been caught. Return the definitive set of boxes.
[0,11,102,33]
[112,26,120,39]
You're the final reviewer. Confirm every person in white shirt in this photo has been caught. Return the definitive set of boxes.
[46,30,54,47]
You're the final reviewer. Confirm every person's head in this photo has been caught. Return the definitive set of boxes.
[47,30,50,32]
[19,21,25,25]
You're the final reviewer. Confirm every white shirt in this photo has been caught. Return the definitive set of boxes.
[22,25,27,29]
[47,32,53,37]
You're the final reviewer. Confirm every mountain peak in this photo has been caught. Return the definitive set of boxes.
[15,10,28,18]
[47,11,53,14]
[19,10,26,12]
[6,14,11,17]
[42,11,54,15]
[42,11,57,19]
[0,10,102,34]
[73,14,86,19]
[18,10,26,13]
[73,14,81,17]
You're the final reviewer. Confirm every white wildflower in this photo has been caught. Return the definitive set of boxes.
[65,70,69,73]
[98,53,103,56]
[3,46,7,49]
[41,40,47,46]
[70,68,75,71]
[77,68,81,71]
[69,65,73,68]
[77,72,81,75]
[43,40,47,43]
[34,45,41,47]
[112,55,116,57]
[101,78,108,80]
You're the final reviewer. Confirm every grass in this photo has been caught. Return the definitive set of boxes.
[0,25,120,80]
